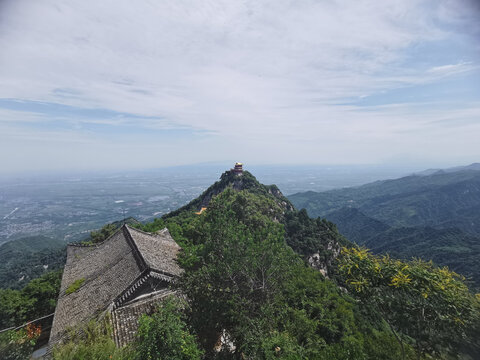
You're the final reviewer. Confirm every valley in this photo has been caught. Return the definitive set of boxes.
[0,164,413,245]
[289,164,480,289]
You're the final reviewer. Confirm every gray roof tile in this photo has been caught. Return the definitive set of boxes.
[49,224,181,347]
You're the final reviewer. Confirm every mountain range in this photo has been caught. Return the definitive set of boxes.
[2,165,479,359]
[289,164,480,289]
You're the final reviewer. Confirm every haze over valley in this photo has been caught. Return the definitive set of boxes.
[0,163,419,245]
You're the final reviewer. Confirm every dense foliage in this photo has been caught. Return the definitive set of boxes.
[289,170,480,290]
[283,208,347,258]
[52,319,132,360]
[134,171,480,358]
[326,207,480,290]
[338,247,480,359]
[138,172,347,263]
[135,297,203,360]
[20,169,480,359]
[175,189,408,359]
[163,170,294,221]
[0,236,65,289]
[0,324,41,360]
[52,298,202,360]
[0,270,62,329]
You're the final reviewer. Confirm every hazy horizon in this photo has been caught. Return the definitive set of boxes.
[1,1,480,173]
[3,160,468,244]
[0,160,475,180]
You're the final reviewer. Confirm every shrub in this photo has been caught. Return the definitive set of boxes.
[52,319,132,360]
[0,326,40,360]
[134,297,203,360]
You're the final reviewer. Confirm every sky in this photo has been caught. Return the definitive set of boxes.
[0,0,479,173]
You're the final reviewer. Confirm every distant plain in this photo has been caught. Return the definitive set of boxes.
[0,164,417,244]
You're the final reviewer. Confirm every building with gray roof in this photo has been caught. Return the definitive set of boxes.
[48,224,182,349]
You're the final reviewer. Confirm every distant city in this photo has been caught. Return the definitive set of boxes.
[0,164,423,245]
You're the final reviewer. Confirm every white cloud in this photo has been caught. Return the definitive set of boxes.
[427,62,476,76]
[0,0,478,172]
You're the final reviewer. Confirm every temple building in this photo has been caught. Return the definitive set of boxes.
[48,225,182,349]
[232,162,243,175]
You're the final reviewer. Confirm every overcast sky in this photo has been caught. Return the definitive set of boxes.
[0,0,479,173]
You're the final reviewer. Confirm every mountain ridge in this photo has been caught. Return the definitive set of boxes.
[289,168,480,232]
[164,170,295,220]
[289,166,480,289]
[142,168,349,280]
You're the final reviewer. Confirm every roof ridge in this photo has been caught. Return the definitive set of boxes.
[126,225,178,247]
[68,242,97,248]
[65,227,135,269]
[69,225,126,247]
[122,225,149,272]
[124,224,167,237]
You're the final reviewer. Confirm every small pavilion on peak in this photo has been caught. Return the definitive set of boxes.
[232,162,243,175]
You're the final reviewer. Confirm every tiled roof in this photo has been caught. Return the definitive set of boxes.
[126,226,182,277]
[49,224,181,348]
[111,289,177,347]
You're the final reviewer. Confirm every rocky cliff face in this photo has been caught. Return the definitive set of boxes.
[307,241,341,278]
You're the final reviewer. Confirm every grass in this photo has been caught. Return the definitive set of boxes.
[65,278,85,295]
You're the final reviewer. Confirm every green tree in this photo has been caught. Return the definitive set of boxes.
[178,190,293,354]
[52,319,132,360]
[0,325,41,360]
[0,270,62,329]
[22,270,62,320]
[90,223,118,243]
[0,289,30,328]
[134,297,203,360]
[178,189,376,358]
[338,247,480,359]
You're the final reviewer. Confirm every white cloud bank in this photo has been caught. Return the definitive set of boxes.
[0,0,479,172]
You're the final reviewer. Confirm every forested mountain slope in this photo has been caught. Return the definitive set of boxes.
[0,236,65,289]
[4,167,478,360]
[289,169,480,232]
[289,167,480,289]
[326,207,480,289]
[130,168,480,359]
[164,170,295,217]
[143,169,349,277]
